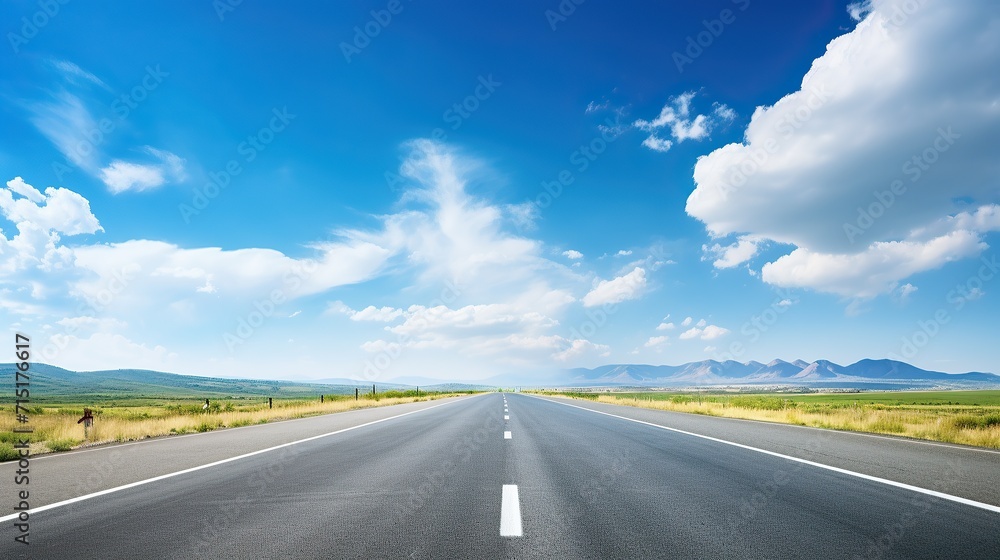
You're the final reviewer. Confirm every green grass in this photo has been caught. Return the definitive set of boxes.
[0,442,17,461]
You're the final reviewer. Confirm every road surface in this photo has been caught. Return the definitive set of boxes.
[2,393,998,558]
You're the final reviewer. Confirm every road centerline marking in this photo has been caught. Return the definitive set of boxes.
[532,395,1000,515]
[504,430,512,439]
[500,484,523,537]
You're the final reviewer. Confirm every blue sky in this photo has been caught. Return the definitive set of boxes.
[2,0,998,381]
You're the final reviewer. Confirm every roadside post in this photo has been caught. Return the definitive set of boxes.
[77,408,94,439]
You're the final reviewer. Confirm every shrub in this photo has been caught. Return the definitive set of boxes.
[0,442,18,462]
[727,396,790,411]
[47,438,78,452]
[952,414,1000,430]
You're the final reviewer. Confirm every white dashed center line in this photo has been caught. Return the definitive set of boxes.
[500,484,523,537]
[504,430,512,439]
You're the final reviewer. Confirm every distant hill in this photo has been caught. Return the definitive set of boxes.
[0,363,485,402]
[490,359,1000,389]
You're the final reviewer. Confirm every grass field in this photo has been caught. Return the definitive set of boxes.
[0,390,479,461]
[539,390,1000,449]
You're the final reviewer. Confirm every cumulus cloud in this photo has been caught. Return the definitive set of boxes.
[645,335,669,348]
[686,0,1000,299]
[703,235,761,269]
[634,92,734,153]
[762,231,985,298]
[656,322,675,331]
[562,249,584,259]
[582,267,647,307]
[2,140,607,374]
[679,324,729,341]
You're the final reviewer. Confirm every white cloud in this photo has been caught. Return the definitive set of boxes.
[686,0,1000,299]
[352,305,404,322]
[679,328,700,340]
[696,319,707,327]
[703,235,761,269]
[2,177,102,236]
[656,322,675,331]
[585,100,610,113]
[894,283,918,302]
[641,135,673,153]
[645,335,669,348]
[713,103,737,122]
[582,267,647,307]
[679,324,729,341]
[1,141,604,375]
[47,332,178,372]
[100,162,165,194]
[761,231,985,298]
[700,325,729,340]
[681,316,693,327]
[26,90,100,169]
[50,59,110,90]
[616,250,633,257]
[100,147,186,194]
[847,1,873,21]
[562,250,584,259]
[634,92,731,152]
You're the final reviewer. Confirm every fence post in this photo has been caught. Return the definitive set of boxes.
[355,388,359,400]
[268,397,273,409]
[373,384,376,396]
[321,394,324,403]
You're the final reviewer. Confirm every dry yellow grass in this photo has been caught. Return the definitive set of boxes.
[573,395,1000,449]
[0,395,463,457]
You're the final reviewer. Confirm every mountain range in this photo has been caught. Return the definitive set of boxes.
[1,358,997,401]
[519,358,1000,388]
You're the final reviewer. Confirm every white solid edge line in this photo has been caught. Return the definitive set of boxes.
[21,393,482,462]
[500,484,523,537]
[0,397,472,524]
[533,396,1000,515]
[504,430,512,439]
[538,394,1000,455]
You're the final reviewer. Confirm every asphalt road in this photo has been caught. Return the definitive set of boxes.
[2,393,998,558]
